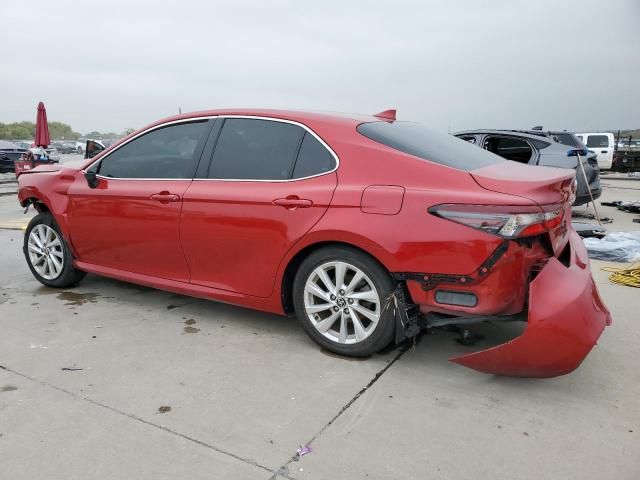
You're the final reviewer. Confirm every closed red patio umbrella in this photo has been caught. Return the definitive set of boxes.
[34,101,50,148]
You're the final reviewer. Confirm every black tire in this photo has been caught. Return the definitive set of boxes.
[77,146,82,154]
[23,212,86,288]
[293,246,396,357]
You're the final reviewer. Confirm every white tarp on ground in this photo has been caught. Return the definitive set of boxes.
[584,231,640,262]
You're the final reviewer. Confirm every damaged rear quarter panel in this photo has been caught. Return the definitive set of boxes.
[450,231,611,377]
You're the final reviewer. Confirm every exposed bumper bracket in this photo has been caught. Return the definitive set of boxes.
[393,242,509,291]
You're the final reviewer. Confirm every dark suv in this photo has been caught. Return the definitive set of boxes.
[455,129,600,206]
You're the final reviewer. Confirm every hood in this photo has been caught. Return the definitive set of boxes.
[18,159,84,176]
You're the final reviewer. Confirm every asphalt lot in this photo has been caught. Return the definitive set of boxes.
[1,157,639,479]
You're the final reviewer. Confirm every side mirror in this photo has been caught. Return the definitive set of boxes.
[85,140,105,159]
[567,148,589,157]
[84,170,99,189]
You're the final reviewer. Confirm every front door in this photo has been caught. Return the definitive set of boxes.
[67,120,211,282]
[180,117,338,297]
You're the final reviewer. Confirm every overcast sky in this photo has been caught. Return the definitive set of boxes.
[1,0,638,134]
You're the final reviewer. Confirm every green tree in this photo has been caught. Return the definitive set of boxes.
[0,121,35,140]
[0,121,80,141]
[49,122,81,140]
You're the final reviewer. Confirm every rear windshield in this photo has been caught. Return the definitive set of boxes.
[357,121,504,171]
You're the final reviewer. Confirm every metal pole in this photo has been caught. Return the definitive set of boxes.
[576,153,601,225]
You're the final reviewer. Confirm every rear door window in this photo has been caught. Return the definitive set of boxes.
[97,121,209,178]
[357,122,503,171]
[208,118,304,180]
[586,135,610,148]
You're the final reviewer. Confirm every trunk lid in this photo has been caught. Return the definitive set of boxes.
[470,162,575,206]
[470,162,575,255]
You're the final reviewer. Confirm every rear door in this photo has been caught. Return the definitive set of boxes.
[180,117,338,297]
[585,134,614,170]
[67,119,212,281]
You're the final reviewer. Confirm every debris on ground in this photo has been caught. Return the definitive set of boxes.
[600,200,640,213]
[600,200,640,224]
[296,445,312,458]
[157,406,172,414]
[61,367,83,371]
[573,222,607,238]
[572,210,613,223]
[584,232,640,262]
[601,263,640,288]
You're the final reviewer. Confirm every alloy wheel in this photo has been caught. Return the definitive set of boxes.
[27,224,64,280]
[303,261,381,345]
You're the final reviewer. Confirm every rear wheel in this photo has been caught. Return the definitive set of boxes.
[23,212,86,288]
[293,246,396,357]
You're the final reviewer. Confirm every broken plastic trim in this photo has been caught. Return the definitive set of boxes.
[450,232,611,377]
[393,241,508,291]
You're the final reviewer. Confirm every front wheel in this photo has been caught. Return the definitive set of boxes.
[23,212,86,288]
[293,246,396,357]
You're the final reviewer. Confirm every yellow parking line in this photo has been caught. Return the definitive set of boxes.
[0,221,28,230]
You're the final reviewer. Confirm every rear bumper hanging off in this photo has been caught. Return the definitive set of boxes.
[450,231,611,377]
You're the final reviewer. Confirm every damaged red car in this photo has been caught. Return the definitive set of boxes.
[17,109,611,377]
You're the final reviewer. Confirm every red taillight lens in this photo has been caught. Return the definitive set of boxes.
[429,204,563,239]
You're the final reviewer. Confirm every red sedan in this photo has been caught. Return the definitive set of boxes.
[17,109,611,377]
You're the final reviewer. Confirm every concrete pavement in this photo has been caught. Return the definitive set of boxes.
[1,168,639,479]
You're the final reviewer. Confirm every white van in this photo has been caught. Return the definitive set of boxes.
[575,132,615,170]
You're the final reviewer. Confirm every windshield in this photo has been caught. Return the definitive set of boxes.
[357,122,504,171]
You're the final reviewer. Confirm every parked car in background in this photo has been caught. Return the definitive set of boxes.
[52,141,78,154]
[30,146,60,162]
[15,108,611,377]
[13,140,60,163]
[75,138,105,154]
[575,132,615,170]
[617,138,640,149]
[0,140,60,173]
[13,140,33,151]
[456,129,601,206]
[0,140,28,173]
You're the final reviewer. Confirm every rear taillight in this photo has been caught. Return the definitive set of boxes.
[429,204,563,239]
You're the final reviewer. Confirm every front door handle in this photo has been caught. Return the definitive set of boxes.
[273,196,313,209]
[601,150,607,154]
[150,192,180,203]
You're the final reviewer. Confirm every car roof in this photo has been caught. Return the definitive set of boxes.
[454,129,553,141]
[141,108,380,131]
[0,140,22,149]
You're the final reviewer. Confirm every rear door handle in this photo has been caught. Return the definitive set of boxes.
[601,150,607,154]
[273,196,313,209]
[150,192,180,203]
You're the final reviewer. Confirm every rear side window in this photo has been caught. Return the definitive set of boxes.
[97,121,208,178]
[483,136,533,164]
[586,135,610,148]
[291,133,336,179]
[458,135,478,144]
[553,133,582,148]
[209,119,304,180]
[358,122,504,171]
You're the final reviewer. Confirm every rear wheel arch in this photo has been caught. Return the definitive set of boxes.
[22,196,51,213]
[280,240,393,315]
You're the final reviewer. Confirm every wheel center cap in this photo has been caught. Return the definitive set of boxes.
[336,297,346,308]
